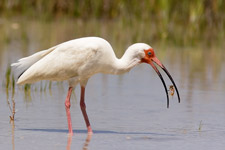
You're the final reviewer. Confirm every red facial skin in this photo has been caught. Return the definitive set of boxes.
[141,48,180,108]
[141,48,163,68]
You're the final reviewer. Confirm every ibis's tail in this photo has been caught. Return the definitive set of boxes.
[11,46,57,84]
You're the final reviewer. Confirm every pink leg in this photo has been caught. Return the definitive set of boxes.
[65,87,73,135]
[80,86,93,134]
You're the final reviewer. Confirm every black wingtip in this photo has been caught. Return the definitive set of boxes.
[17,70,26,79]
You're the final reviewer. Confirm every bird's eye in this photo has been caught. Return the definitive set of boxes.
[148,51,152,56]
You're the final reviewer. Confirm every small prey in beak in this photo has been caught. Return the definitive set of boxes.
[141,48,180,108]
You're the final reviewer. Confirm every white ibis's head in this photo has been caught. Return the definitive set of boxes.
[127,43,180,107]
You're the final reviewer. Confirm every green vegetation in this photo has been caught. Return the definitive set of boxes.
[199,120,203,131]
[5,66,16,122]
[5,65,15,94]
[5,66,12,90]
[1,0,224,22]
[0,0,224,46]
[24,84,31,92]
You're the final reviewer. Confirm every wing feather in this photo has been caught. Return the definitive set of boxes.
[16,38,101,84]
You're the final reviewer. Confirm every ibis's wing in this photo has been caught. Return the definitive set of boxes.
[15,38,102,85]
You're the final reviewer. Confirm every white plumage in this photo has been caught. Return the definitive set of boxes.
[12,37,151,87]
[11,36,180,135]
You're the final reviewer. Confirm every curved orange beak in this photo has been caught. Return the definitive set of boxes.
[142,49,180,108]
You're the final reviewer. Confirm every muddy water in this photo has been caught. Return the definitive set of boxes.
[0,19,225,150]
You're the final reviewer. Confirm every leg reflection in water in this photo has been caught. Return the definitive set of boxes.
[66,133,92,150]
[82,134,92,150]
[66,135,72,150]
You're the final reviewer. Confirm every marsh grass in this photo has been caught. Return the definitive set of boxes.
[0,0,224,47]
[44,81,48,92]
[23,81,55,101]
[23,84,32,102]
[24,84,31,92]
[48,81,52,96]
[5,66,12,89]
[5,65,16,122]
[198,120,203,131]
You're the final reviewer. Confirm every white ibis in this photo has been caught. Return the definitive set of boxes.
[11,37,180,135]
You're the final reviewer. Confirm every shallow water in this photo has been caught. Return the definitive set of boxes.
[1,19,225,150]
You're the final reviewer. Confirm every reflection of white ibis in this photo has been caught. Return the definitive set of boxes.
[12,37,180,135]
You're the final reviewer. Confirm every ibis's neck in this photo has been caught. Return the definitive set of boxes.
[109,51,140,75]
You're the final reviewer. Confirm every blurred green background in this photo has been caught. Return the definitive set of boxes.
[0,0,224,47]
